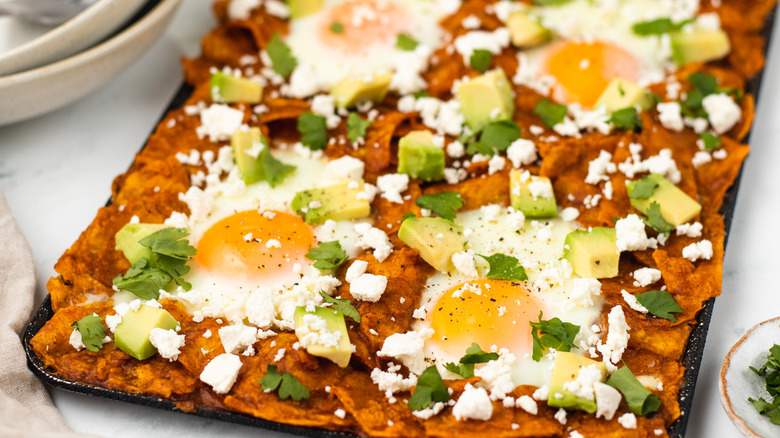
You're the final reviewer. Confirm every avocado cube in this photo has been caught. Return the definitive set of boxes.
[457,69,515,130]
[210,72,263,104]
[115,223,168,264]
[398,217,465,272]
[331,72,393,108]
[563,227,620,279]
[398,130,445,182]
[114,305,179,360]
[626,173,701,226]
[671,29,731,66]
[291,183,371,225]
[509,170,557,218]
[288,0,324,19]
[294,306,352,367]
[506,10,550,48]
[232,127,269,184]
[548,351,607,413]
[595,78,651,112]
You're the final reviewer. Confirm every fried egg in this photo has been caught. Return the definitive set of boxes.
[413,207,604,387]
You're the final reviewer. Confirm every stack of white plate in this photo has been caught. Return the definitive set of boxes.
[0,0,182,126]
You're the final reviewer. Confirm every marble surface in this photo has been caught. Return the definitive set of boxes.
[1,2,779,437]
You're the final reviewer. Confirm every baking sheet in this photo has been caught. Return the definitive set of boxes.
[23,9,777,436]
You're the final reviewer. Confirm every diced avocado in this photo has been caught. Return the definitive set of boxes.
[210,72,263,104]
[509,170,557,218]
[671,29,731,66]
[457,69,515,130]
[398,130,445,182]
[548,351,607,413]
[506,10,550,48]
[292,183,371,225]
[115,223,168,264]
[398,217,465,272]
[232,127,269,184]
[294,306,351,367]
[595,78,652,112]
[114,305,179,360]
[331,72,393,108]
[563,228,619,279]
[288,0,324,19]
[626,173,701,226]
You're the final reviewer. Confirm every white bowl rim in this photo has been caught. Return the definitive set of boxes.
[0,0,176,86]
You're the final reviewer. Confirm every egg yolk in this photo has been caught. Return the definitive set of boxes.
[541,40,640,108]
[320,0,409,54]
[194,210,314,285]
[428,279,545,359]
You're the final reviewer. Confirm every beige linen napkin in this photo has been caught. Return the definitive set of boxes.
[0,189,97,438]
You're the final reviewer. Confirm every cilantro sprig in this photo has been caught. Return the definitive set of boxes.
[407,366,450,411]
[113,228,196,300]
[346,112,372,143]
[444,343,499,378]
[529,312,580,361]
[396,33,418,51]
[329,22,344,34]
[266,34,297,78]
[415,192,464,220]
[260,365,310,401]
[533,99,568,128]
[607,365,662,416]
[635,290,683,322]
[254,138,297,187]
[466,120,521,156]
[682,72,718,118]
[700,132,721,151]
[749,344,780,424]
[71,314,106,352]
[478,253,528,282]
[306,241,348,270]
[469,49,492,73]
[632,17,693,36]
[297,112,329,150]
[609,107,642,132]
[319,291,361,323]
[627,174,659,200]
[643,202,674,235]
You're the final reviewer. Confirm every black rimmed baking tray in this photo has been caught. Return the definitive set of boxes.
[22,8,777,437]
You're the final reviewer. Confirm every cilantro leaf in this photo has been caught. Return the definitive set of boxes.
[396,33,418,51]
[445,343,499,378]
[415,192,464,220]
[467,120,521,155]
[297,112,329,150]
[407,366,449,410]
[750,344,780,423]
[628,175,659,200]
[643,201,674,235]
[402,212,416,221]
[469,49,492,73]
[529,312,580,361]
[319,291,361,323]
[609,107,643,132]
[71,314,106,352]
[113,229,197,299]
[533,99,568,128]
[412,91,429,99]
[635,290,683,322]
[346,112,372,143]
[700,132,721,151]
[632,17,693,36]
[682,72,718,118]
[689,71,719,95]
[260,365,310,401]
[266,33,297,78]
[306,241,348,270]
[607,365,662,416]
[257,146,296,187]
[478,253,528,282]
[329,22,344,34]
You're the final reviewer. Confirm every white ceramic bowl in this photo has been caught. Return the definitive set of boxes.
[0,0,181,126]
[0,0,149,76]
[720,316,780,437]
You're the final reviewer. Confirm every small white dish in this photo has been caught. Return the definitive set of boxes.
[720,316,780,438]
[0,0,149,76]
[0,0,181,126]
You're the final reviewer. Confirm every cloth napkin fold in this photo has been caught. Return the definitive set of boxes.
[0,189,97,438]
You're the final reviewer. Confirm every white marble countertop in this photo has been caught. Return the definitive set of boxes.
[2,2,779,437]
